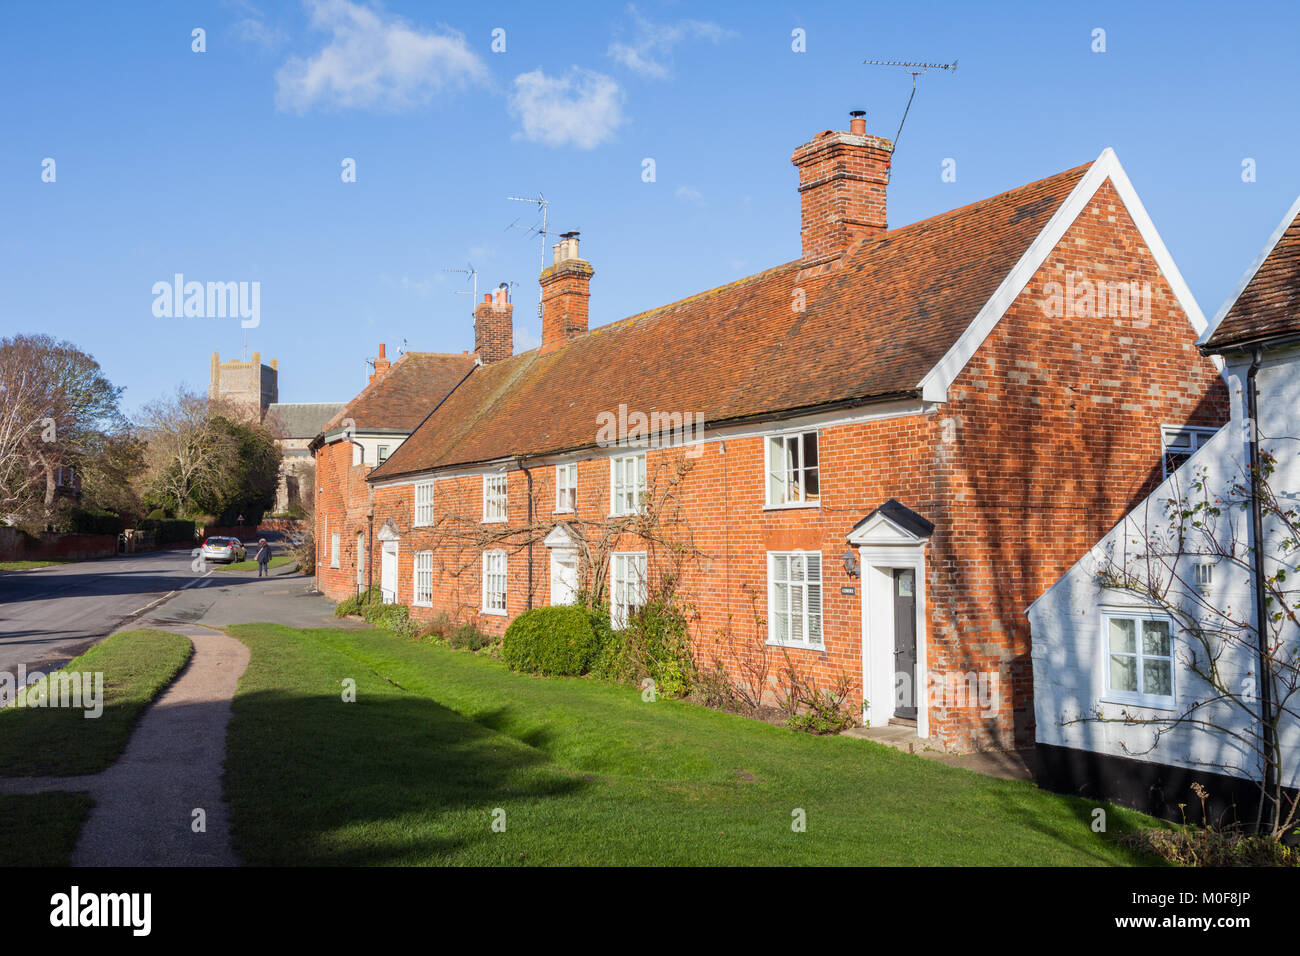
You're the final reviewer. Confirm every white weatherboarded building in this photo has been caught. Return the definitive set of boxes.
[1029,196,1300,826]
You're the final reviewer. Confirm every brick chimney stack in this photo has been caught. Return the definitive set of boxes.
[791,110,893,264]
[370,343,391,382]
[540,231,593,353]
[474,284,514,363]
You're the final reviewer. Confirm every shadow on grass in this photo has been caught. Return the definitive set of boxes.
[225,688,585,866]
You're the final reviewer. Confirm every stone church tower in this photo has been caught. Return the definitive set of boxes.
[208,352,343,516]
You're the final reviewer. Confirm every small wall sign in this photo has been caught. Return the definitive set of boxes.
[840,586,856,595]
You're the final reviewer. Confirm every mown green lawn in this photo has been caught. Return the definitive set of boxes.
[225,623,1163,866]
[0,794,94,865]
[0,629,192,776]
[217,555,297,573]
[0,559,76,571]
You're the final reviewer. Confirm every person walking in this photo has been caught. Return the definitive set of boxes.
[255,538,272,577]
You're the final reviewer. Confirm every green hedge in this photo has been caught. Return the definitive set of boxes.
[137,517,197,543]
[52,508,124,535]
[502,605,602,676]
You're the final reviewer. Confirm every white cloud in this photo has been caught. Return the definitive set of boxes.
[515,325,542,352]
[235,17,288,49]
[674,185,705,205]
[275,0,488,113]
[608,5,733,79]
[508,68,624,149]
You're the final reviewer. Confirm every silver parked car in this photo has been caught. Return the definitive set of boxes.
[200,536,247,564]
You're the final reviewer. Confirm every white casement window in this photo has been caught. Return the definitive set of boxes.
[352,443,364,466]
[414,481,435,526]
[414,551,433,606]
[766,431,820,507]
[484,474,508,523]
[482,549,507,615]
[611,552,647,630]
[1161,426,1216,479]
[377,445,390,465]
[330,533,341,569]
[556,463,578,512]
[1102,612,1175,707]
[768,551,823,646]
[610,453,646,516]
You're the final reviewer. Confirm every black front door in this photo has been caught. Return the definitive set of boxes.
[893,568,917,719]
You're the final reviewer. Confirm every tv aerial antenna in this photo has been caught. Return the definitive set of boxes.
[442,261,479,307]
[863,58,957,155]
[507,193,551,317]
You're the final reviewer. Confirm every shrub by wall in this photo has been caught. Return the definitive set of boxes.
[502,606,601,676]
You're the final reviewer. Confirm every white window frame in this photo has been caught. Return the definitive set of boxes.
[555,462,578,513]
[413,550,433,607]
[764,430,821,509]
[609,453,646,517]
[1160,425,1217,480]
[483,474,508,524]
[1099,609,1176,710]
[330,532,341,569]
[377,444,391,465]
[482,549,507,615]
[766,550,824,647]
[414,480,435,527]
[611,552,647,630]
[352,443,364,466]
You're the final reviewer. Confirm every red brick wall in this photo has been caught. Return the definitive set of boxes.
[345,183,1227,752]
[314,438,378,599]
[0,528,118,561]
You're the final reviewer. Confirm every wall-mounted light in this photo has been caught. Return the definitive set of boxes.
[841,549,859,578]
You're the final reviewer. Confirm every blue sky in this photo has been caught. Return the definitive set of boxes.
[2,0,1297,412]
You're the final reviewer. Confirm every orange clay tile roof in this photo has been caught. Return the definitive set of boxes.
[319,352,477,438]
[1205,205,1300,350]
[369,161,1092,480]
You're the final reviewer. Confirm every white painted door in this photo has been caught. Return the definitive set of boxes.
[380,541,398,604]
[550,551,578,606]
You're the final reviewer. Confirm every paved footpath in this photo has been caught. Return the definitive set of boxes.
[0,628,250,866]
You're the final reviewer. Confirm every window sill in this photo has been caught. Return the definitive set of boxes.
[763,502,821,512]
[1097,695,1177,713]
[766,638,825,651]
[481,518,507,525]
[481,608,508,617]
[412,600,433,609]
[554,507,575,515]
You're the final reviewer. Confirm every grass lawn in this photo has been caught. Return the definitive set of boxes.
[0,629,192,777]
[0,559,76,571]
[225,623,1164,866]
[0,793,94,865]
[216,555,297,573]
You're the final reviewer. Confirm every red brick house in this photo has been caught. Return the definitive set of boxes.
[353,113,1227,752]
[312,345,476,600]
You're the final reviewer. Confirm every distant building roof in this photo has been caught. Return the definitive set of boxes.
[1204,196,1300,351]
[319,352,478,440]
[266,403,347,439]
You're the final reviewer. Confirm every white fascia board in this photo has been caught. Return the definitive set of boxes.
[918,148,1209,403]
[1199,192,1300,347]
[367,399,933,488]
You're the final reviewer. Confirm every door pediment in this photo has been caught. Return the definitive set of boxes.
[847,499,934,547]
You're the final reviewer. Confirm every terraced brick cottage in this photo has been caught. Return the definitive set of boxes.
[359,113,1228,752]
[312,345,477,601]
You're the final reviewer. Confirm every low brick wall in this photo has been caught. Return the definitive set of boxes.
[258,518,306,536]
[0,527,118,562]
